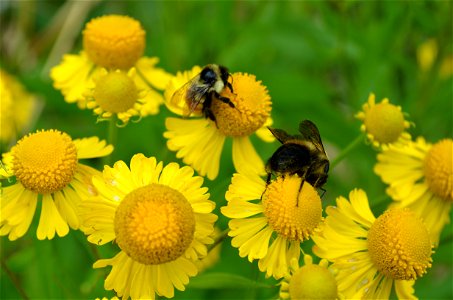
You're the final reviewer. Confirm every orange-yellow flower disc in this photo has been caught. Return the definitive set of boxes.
[262,175,322,241]
[83,15,145,69]
[367,208,433,280]
[423,139,453,201]
[114,184,196,265]
[211,73,271,137]
[12,130,78,194]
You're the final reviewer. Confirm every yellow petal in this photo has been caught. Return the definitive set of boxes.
[74,136,113,159]
[232,136,266,176]
[164,118,225,180]
[37,194,69,239]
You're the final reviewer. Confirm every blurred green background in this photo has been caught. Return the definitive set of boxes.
[1,1,452,299]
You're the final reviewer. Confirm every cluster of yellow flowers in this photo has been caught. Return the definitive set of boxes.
[1,14,451,300]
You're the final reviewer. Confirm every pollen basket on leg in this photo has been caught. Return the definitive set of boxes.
[114,184,196,265]
[12,130,78,194]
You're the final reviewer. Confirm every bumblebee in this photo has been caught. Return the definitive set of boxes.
[265,120,329,202]
[171,64,235,122]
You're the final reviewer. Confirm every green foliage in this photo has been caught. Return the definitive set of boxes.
[1,1,452,299]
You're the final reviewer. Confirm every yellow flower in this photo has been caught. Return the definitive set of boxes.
[84,68,147,124]
[164,67,273,180]
[0,69,41,145]
[0,129,113,240]
[312,189,433,299]
[50,15,171,116]
[221,169,323,279]
[279,254,341,300]
[79,154,217,299]
[356,93,411,149]
[374,137,452,245]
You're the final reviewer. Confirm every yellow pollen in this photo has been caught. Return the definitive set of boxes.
[93,71,138,113]
[12,130,78,194]
[83,15,145,69]
[114,184,195,265]
[262,175,322,241]
[364,100,405,144]
[289,264,338,300]
[423,139,453,201]
[211,73,271,137]
[367,208,433,280]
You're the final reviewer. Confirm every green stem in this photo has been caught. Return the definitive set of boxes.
[208,228,229,251]
[103,117,117,167]
[330,133,365,170]
[1,259,29,300]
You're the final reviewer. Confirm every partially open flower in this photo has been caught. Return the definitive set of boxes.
[85,68,147,124]
[356,93,411,149]
[279,255,340,300]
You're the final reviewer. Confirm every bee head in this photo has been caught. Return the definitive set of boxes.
[200,66,218,85]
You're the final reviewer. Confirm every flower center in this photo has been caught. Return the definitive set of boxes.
[423,139,453,201]
[364,102,405,144]
[262,175,322,241]
[93,71,138,113]
[83,15,145,69]
[210,73,271,137]
[114,184,196,265]
[289,264,337,300]
[12,130,78,194]
[367,208,433,280]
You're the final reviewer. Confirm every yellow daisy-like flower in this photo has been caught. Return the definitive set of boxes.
[79,154,217,299]
[374,137,452,245]
[0,69,41,145]
[0,129,113,240]
[84,68,147,124]
[356,93,411,149]
[312,189,433,299]
[50,15,171,114]
[164,66,273,180]
[221,170,323,279]
[279,254,341,300]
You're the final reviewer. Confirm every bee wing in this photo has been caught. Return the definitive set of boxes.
[298,120,326,152]
[170,75,206,117]
[268,127,293,144]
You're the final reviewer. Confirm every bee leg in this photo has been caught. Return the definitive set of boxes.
[226,81,234,93]
[296,179,305,207]
[214,91,235,108]
[319,187,326,198]
[260,173,272,201]
[204,107,218,126]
